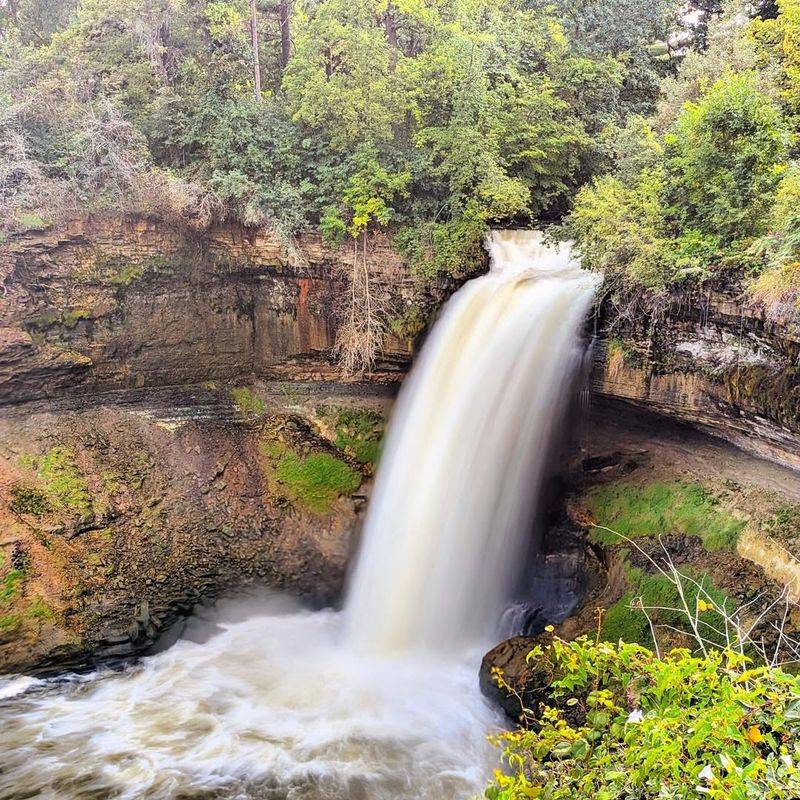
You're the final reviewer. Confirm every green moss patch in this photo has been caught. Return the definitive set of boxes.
[0,569,25,603]
[230,387,266,418]
[600,564,729,650]
[0,614,22,633]
[9,485,50,517]
[585,480,744,551]
[274,452,361,514]
[319,406,384,467]
[20,446,93,517]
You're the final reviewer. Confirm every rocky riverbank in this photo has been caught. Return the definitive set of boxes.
[0,381,390,673]
[484,399,800,720]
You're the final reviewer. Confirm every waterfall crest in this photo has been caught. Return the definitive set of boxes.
[346,230,600,652]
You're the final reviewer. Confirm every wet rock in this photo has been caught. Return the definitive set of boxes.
[479,635,552,723]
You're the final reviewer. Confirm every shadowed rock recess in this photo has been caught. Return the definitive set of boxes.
[595,280,800,469]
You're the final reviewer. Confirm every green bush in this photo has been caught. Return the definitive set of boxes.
[664,72,791,244]
[487,638,800,799]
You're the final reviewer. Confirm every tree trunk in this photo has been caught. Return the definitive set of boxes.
[250,0,263,102]
[279,0,292,70]
[383,2,398,71]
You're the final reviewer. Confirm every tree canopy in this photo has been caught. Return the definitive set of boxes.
[566,0,800,317]
[0,0,682,275]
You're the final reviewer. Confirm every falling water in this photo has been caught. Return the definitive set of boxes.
[0,231,598,800]
[346,230,600,651]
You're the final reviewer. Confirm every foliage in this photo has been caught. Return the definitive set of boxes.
[664,73,790,242]
[749,164,800,315]
[568,0,799,304]
[0,0,682,275]
[585,480,745,550]
[487,638,800,800]
[273,451,361,513]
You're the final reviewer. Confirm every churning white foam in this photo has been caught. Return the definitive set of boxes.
[0,594,499,800]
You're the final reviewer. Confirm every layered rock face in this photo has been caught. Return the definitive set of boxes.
[0,216,435,672]
[594,284,800,468]
[0,215,460,405]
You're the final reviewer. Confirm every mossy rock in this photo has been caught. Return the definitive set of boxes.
[259,415,363,514]
[583,479,744,551]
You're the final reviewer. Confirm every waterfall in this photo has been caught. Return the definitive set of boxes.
[0,230,599,800]
[346,229,599,651]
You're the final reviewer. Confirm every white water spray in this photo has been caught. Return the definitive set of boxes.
[346,230,599,652]
[0,231,598,800]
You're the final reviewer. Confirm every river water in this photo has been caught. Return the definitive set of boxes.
[0,231,598,800]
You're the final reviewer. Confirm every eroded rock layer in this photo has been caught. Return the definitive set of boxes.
[0,215,460,405]
[594,284,800,468]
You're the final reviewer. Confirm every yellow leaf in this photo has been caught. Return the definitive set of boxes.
[747,725,763,745]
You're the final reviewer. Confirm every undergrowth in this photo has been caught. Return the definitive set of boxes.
[487,638,800,799]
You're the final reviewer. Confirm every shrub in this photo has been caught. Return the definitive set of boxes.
[487,638,800,800]
[749,164,800,316]
[664,72,791,244]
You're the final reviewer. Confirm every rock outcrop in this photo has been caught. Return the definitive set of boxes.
[0,383,389,673]
[0,215,464,405]
[594,283,800,469]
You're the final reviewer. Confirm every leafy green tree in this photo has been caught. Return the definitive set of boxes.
[664,72,790,242]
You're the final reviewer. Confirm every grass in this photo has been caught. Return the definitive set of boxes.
[585,480,745,551]
[320,407,384,467]
[274,451,361,513]
[600,564,729,650]
[231,387,266,418]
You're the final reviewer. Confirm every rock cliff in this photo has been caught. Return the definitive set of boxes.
[594,282,800,468]
[0,215,462,405]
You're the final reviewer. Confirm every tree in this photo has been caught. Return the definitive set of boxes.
[250,0,262,101]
